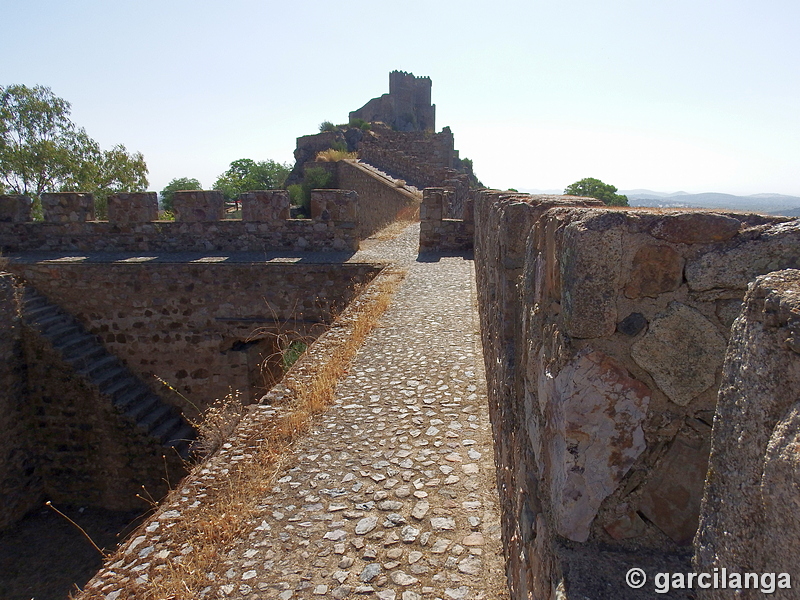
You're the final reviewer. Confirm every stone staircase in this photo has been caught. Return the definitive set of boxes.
[21,287,196,458]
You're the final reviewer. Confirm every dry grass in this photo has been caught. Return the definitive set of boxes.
[315,148,358,162]
[74,267,405,600]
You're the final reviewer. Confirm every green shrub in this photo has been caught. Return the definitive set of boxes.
[319,121,336,133]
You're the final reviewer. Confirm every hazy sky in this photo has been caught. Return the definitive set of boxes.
[3,0,799,196]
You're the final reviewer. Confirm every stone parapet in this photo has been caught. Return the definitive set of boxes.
[41,192,94,222]
[0,195,32,223]
[310,189,358,225]
[419,187,474,252]
[694,269,800,599]
[173,190,225,222]
[240,190,290,222]
[107,192,158,224]
[473,191,799,599]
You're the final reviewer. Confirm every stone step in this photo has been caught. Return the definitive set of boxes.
[124,394,161,422]
[21,284,198,458]
[32,312,72,332]
[56,333,97,354]
[79,354,119,379]
[138,403,175,432]
[64,343,106,369]
[46,322,82,340]
[111,382,148,408]
[94,365,128,391]
[24,303,60,321]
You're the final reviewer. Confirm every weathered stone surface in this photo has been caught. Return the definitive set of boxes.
[561,213,624,338]
[240,190,290,222]
[638,436,710,545]
[631,302,727,406]
[686,221,800,291]
[535,350,650,542]
[41,192,94,222]
[107,192,158,224]
[0,195,32,223]
[624,244,684,298]
[173,190,224,222]
[695,270,800,598]
[310,189,358,223]
[650,213,740,244]
[603,508,647,540]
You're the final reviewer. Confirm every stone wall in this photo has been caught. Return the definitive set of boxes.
[694,269,800,598]
[419,188,475,252]
[22,324,185,511]
[11,262,382,420]
[335,160,421,237]
[289,122,464,191]
[0,273,40,529]
[0,191,360,253]
[473,191,800,599]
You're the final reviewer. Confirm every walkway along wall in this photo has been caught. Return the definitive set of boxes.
[473,191,800,599]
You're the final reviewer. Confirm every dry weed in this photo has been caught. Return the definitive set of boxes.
[315,148,358,162]
[74,267,405,600]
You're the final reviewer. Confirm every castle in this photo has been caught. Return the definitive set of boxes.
[0,72,799,600]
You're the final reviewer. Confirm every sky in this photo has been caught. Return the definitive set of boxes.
[3,0,800,196]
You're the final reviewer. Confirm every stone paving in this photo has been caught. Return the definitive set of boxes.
[207,224,508,599]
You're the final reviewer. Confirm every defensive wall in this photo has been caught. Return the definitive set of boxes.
[302,159,422,237]
[472,191,800,598]
[289,123,469,192]
[0,186,411,534]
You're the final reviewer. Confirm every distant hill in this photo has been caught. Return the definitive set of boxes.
[622,190,800,217]
[516,188,800,216]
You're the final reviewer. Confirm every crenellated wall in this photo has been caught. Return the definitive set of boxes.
[473,191,800,599]
[0,190,361,253]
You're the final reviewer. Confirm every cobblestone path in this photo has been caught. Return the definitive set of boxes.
[215,224,508,599]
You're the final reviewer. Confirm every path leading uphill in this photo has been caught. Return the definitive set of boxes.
[214,223,507,599]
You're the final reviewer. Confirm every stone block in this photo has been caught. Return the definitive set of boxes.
[0,195,32,223]
[535,350,650,542]
[173,191,224,222]
[638,435,710,545]
[695,270,800,595]
[624,244,684,298]
[686,221,800,291]
[631,302,727,406]
[41,192,95,222]
[561,213,624,338]
[649,213,741,244]
[421,188,444,222]
[310,189,358,223]
[240,190,290,222]
[107,192,158,224]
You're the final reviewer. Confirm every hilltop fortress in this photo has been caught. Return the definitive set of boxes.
[0,73,799,600]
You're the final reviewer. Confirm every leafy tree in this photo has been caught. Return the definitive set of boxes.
[0,85,148,218]
[564,177,629,206]
[319,121,337,133]
[160,177,202,211]
[212,158,290,203]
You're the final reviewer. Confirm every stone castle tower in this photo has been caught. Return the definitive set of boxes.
[349,70,436,132]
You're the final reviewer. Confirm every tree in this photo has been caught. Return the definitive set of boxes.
[564,177,629,206]
[212,158,290,203]
[0,84,148,217]
[160,177,202,212]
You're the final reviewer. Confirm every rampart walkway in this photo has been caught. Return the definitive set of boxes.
[210,223,507,599]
